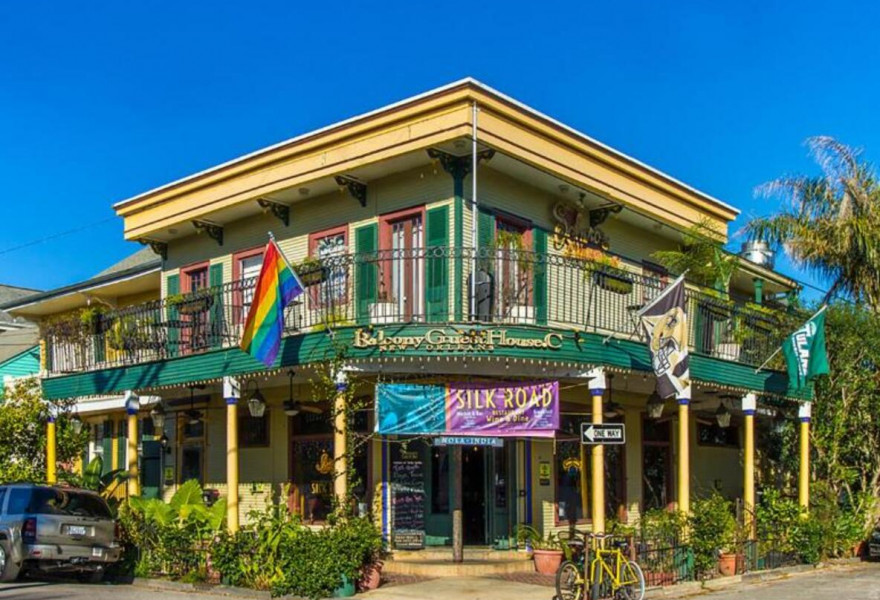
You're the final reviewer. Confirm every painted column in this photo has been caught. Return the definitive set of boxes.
[452,445,463,563]
[125,391,140,497]
[677,393,691,515]
[333,371,348,504]
[46,415,57,485]
[742,393,757,538]
[224,377,241,533]
[798,402,812,511]
[589,368,606,533]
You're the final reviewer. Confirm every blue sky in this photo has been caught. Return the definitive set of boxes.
[1,1,878,295]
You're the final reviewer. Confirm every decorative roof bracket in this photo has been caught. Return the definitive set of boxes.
[138,238,168,261]
[192,220,224,246]
[426,147,495,179]
[256,197,290,227]
[334,175,368,207]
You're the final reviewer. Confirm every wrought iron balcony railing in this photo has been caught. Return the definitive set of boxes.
[42,247,788,375]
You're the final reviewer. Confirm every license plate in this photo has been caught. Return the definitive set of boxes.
[68,525,87,536]
[91,547,103,558]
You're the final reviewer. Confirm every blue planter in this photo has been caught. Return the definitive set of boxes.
[333,574,356,598]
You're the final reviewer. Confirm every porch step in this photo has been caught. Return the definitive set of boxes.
[385,549,535,577]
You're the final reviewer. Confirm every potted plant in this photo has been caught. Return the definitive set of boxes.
[690,491,737,579]
[593,266,635,295]
[516,525,563,575]
[651,218,739,300]
[80,305,108,335]
[169,290,215,315]
[295,256,327,286]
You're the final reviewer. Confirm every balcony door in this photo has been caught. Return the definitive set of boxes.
[494,217,532,322]
[381,210,424,322]
[181,263,210,352]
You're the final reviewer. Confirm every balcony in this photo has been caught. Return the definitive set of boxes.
[42,247,788,376]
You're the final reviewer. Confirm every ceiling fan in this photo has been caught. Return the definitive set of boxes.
[184,385,204,424]
[283,370,322,416]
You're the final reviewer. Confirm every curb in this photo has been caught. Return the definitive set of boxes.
[132,577,339,600]
[655,559,870,598]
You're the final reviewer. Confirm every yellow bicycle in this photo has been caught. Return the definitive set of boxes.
[556,532,645,600]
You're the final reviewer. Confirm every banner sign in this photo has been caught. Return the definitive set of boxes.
[376,381,559,437]
[639,274,691,399]
[434,436,505,448]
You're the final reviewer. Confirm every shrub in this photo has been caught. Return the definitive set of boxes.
[689,491,736,578]
[211,505,384,599]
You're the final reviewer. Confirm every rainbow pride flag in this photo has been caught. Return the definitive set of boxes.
[240,239,304,367]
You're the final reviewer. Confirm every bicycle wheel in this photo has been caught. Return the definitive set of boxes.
[590,560,612,600]
[555,560,584,600]
[617,560,646,600]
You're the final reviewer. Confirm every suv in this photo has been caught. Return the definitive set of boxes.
[0,484,121,582]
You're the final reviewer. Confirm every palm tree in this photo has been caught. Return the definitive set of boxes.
[746,136,880,308]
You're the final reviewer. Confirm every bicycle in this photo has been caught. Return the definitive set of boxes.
[555,531,645,600]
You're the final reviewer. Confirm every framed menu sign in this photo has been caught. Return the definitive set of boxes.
[391,446,425,549]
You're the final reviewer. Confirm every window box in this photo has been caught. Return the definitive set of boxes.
[593,270,634,295]
[169,294,214,315]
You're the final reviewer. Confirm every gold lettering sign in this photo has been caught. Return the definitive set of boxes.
[352,328,563,353]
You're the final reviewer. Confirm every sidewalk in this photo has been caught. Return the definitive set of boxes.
[361,575,551,600]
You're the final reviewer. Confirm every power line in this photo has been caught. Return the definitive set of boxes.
[0,216,117,257]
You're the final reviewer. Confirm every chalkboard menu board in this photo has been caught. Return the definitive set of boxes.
[391,447,425,549]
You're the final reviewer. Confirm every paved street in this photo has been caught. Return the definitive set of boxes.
[0,563,878,599]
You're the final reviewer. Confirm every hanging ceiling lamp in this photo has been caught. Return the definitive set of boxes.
[70,414,83,435]
[646,391,665,420]
[603,374,622,418]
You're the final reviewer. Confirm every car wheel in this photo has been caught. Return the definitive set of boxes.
[77,569,105,584]
[0,541,21,583]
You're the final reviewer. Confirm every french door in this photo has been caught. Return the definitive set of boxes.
[387,214,424,321]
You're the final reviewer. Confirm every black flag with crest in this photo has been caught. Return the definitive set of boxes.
[638,275,691,399]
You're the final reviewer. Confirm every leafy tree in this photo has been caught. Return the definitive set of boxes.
[651,218,739,291]
[0,377,87,484]
[746,137,880,308]
[758,303,880,532]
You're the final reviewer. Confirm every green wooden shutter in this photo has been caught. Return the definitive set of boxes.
[477,210,496,274]
[101,421,114,476]
[425,206,449,322]
[355,224,378,324]
[209,264,224,348]
[166,274,180,357]
[533,228,548,325]
[116,419,127,474]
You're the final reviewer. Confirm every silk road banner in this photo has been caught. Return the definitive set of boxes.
[375,381,559,437]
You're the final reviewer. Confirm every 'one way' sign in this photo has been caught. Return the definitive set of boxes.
[581,423,626,445]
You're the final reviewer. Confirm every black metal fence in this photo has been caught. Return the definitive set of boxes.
[43,247,787,375]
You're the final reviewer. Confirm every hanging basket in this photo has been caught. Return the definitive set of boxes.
[175,295,214,315]
[299,266,327,287]
[593,270,634,295]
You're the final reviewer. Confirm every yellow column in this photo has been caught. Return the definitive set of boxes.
[588,368,606,534]
[798,402,811,511]
[742,393,756,538]
[677,396,690,515]
[46,416,57,484]
[127,409,140,497]
[226,396,240,532]
[333,372,348,504]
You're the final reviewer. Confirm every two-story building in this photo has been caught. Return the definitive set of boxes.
[3,79,807,552]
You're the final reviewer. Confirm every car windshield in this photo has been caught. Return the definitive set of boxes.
[8,488,112,518]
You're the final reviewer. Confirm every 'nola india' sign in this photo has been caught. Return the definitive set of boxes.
[352,327,563,353]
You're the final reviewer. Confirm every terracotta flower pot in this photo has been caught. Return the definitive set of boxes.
[718,552,738,576]
[533,549,564,575]
[357,562,382,591]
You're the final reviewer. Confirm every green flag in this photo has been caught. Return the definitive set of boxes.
[783,309,830,391]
